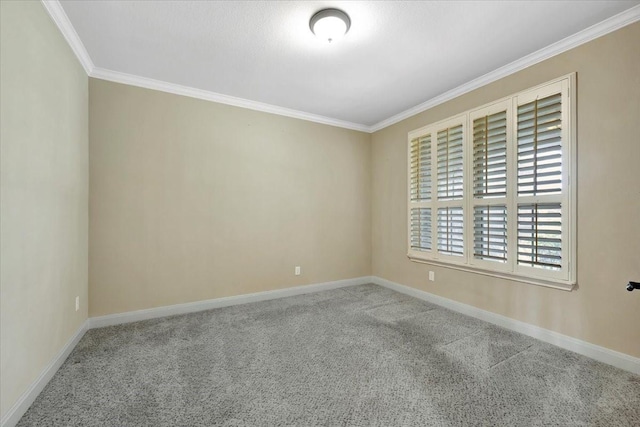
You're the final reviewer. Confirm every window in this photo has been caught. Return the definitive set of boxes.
[407,75,576,289]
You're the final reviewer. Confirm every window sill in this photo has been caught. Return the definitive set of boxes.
[407,255,575,291]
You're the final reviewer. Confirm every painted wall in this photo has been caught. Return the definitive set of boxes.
[371,22,640,357]
[0,1,89,419]
[88,79,371,317]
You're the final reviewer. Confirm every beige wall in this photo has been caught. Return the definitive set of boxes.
[89,79,371,317]
[372,22,640,357]
[0,1,89,419]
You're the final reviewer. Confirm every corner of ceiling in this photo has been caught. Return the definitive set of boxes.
[41,2,371,132]
[42,0,640,135]
[368,3,640,133]
[41,0,95,75]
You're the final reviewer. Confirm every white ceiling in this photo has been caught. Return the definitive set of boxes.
[58,0,639,130]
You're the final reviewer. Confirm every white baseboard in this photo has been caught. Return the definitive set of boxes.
[89,276,374,329]
[8,274,634,427]
[1,321,89,427]
[3,276,373,426]
[372,276,640,375]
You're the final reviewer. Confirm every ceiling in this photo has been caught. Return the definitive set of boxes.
[57,0,640,131]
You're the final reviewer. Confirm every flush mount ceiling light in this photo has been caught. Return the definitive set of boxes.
[309,8,351,43]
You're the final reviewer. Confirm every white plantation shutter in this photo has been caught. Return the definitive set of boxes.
[517,93,563,197]
[473,111,507,198]
[470,103,510,267]
[515,84,568,277]
[473,205,508,262]
[437,125,464,200]
[438,207,464,256]
[410,136,432,201]
[435,119,466,260]
[408,131,435,257]
[407,75,574,288]
[517,203,562,269]
[410,208,432,251]
[407,117,466,262]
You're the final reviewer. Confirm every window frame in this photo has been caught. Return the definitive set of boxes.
[406,74,577,291]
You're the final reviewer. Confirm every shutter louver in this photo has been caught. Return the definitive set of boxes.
[517,93,563,197]
[473,111,507,198]
[473,205,507,262]
[410,208,432,251]
[437,207,464,256]
[410,136,431,202]
[517,203,562,270]
[437,125,464,200]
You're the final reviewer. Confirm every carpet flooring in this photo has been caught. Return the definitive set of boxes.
[17,284,640,426]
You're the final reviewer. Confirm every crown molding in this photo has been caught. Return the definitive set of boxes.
[89,67,371,132]
[41,0,368,132]
[42,0,638,134]
[41,0,94,74]
[369,4,640,132]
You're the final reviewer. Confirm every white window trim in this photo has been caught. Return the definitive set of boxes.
[407,74,577,291]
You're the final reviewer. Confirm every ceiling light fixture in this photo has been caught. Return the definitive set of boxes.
[309,8,351,43]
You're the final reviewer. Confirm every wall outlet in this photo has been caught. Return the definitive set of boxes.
[429,271,435,282]
[75,296,80,311]
[295,266,301,276]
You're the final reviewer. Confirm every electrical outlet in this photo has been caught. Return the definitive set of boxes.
[75,296,80,311]
[295,266,301,276]
[429,271,435,282]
